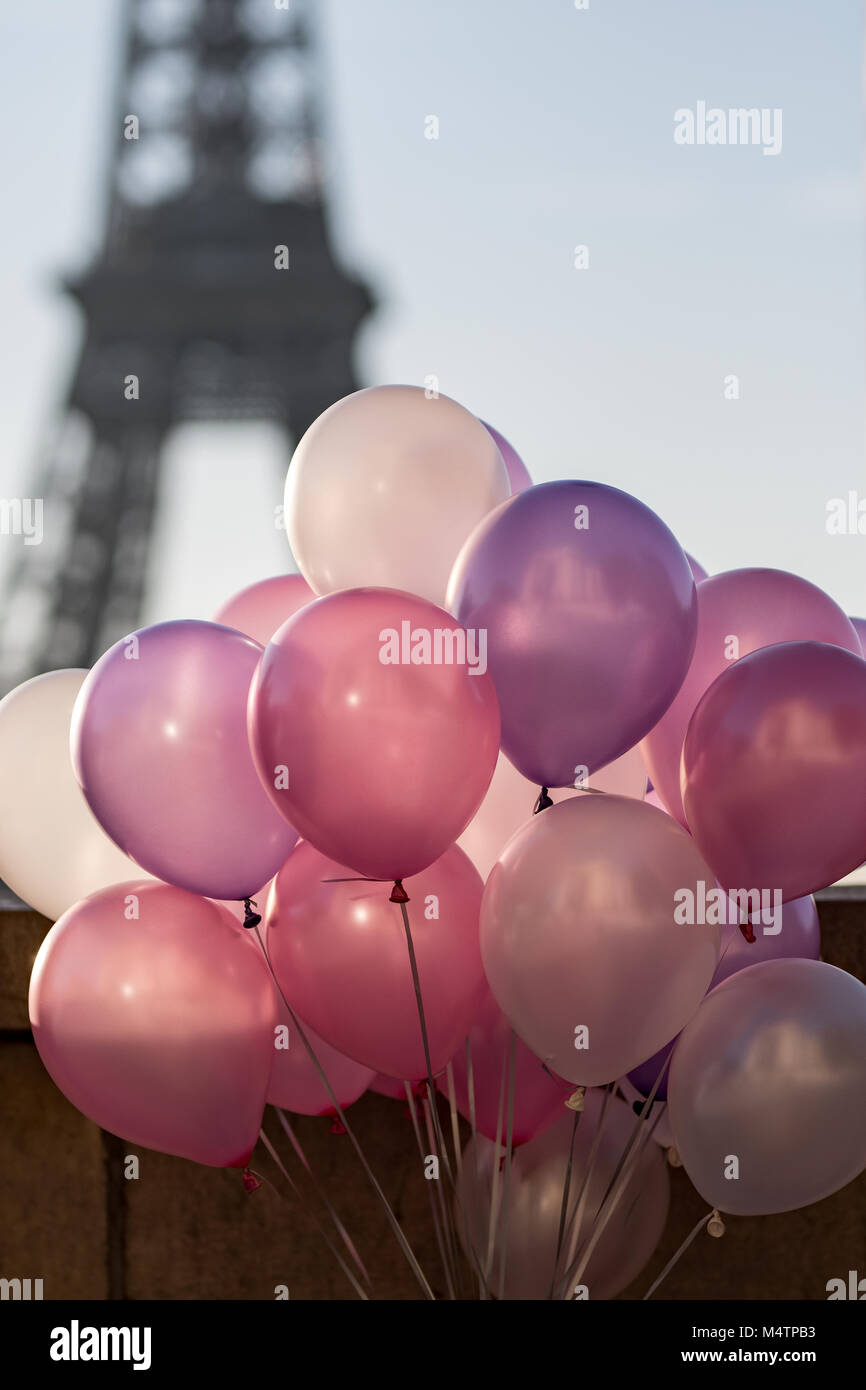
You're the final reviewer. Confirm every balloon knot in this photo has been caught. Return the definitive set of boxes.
[241,1167,262,1194]
[389,880,410,904]
[328,1116,347,1135]
[738,916,756,944]
[534,787,554,813]
[242,898,262,929]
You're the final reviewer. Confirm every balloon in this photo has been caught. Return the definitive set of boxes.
[849,616,866,654]
[370,1074,417,1101]
[480,421,532,493]
[437,984,573,1145]
[712,892,820,987]
[212,574,314,646]
[642,568,861,825]
[682,640,866,900]
[668,959,866,1215]
[686,553,708,583]
[285,385,509,606]
[0,671,152,921]
[71,620,298,900]
[448,480,697,787]
[627,893,820,1102]
[267,1000,374,1116]
[456,1092,670,1299]
[458,746,646,881]
[264,840,486,1079]
[29,882,276,1167]
[481,795,720,1085]
[249,587,500,881]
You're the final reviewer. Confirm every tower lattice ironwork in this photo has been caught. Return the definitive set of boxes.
[0,0,372,688]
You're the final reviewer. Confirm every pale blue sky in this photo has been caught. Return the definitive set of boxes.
[0,0,863,623]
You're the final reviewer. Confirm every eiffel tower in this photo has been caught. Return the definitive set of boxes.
[0,0,372,689]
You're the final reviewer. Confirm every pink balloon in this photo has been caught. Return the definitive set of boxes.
[683,641,866,900]
[686,553,709,583]
[642,568,861,826]
[213,574,315,646]
[267,999,374,1116]
[264,841,487,1078]
[849,616,866,655]
[437,984,573,1145]
[448,480,697,788]
[249,587,500,882]
[370,1073,417,1101]
[481,795,720,1085]
[458,747,646,881]
[71,620,297,900]
[480,421,532,493]
[29,882,276,1167]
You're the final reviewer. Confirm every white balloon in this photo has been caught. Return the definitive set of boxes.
[285,385,510,606]
[0,670,153,921]
[458,746,647,880]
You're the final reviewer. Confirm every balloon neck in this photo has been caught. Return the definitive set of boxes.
[241,1167,262,1194]
[328,1116,347,1135]
[242,897,262,929]
[737,915,756,944]
[389,880,410,904]
[534,786,554,813]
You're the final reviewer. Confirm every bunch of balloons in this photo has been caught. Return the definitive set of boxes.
[3,382,865,1299]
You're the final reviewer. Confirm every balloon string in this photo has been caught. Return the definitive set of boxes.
[273,1107,372,1288]
[402,1083,459,1299]
[496,1029,518,1301]
[461,1038,493,1298]
[444,1062,463,1180]
[397,896,485,1298]
[563,1069,668,1296]
[553,1080,615,1296]
[486,1050,508,1281]
[250,1142,369,1300]
[250,924,436,1300]
[547,1105,581,1299]
[642,1209,716,1300]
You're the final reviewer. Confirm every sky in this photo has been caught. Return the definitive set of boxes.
[0,0,863,627]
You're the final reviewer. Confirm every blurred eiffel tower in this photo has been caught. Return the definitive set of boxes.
[0,0,372,690]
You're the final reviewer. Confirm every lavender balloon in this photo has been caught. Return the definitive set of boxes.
[71,620,298,900]
[448,480,697,787]
[669,959,866,1215]
[627,893,820,1101]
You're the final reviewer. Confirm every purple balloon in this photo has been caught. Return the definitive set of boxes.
[71,620,298,900]
[849,616,866,655]
[481,421,532,493]
[448,480,697,787]
[682,640,866,901]
[627,893,821,1100]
